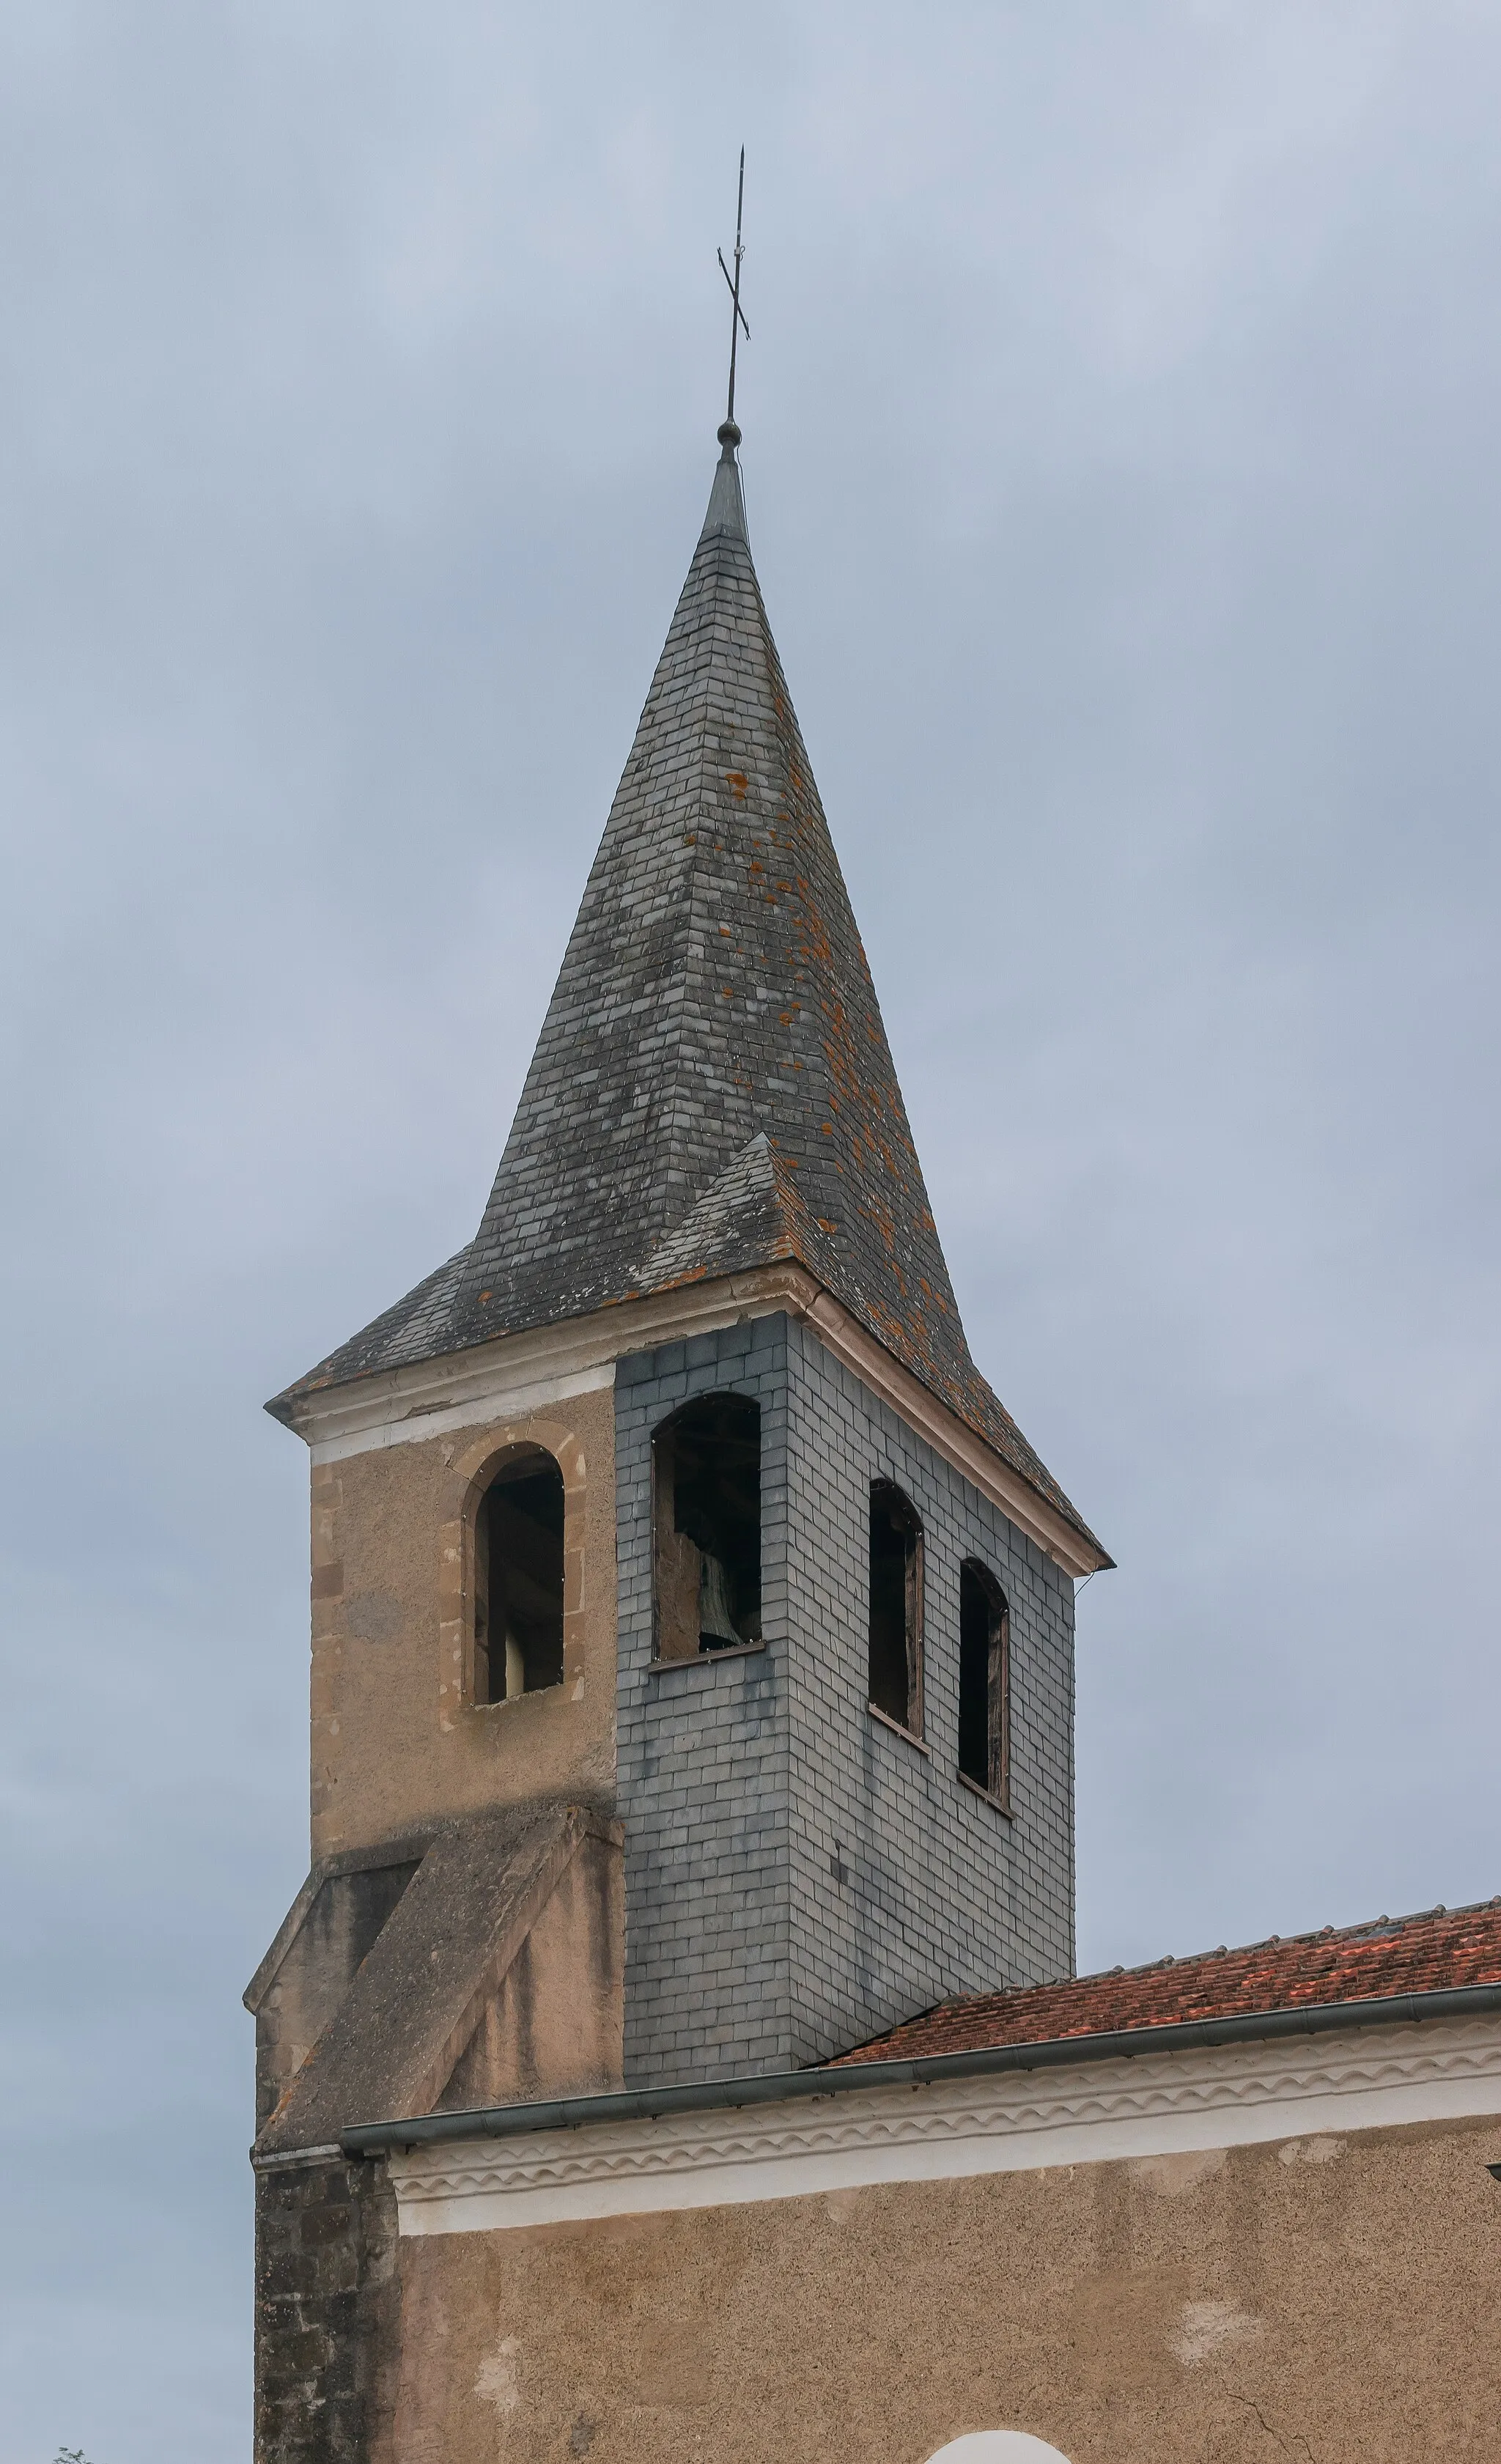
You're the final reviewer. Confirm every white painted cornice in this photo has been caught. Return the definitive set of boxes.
[289,1266,808,1467]
[387,2014,1501,2235]
[283,1263,1104,1576]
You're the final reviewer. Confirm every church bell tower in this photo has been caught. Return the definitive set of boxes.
[246,415,1107,2464]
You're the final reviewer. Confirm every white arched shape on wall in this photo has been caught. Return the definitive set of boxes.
[923,2439,1074,2464]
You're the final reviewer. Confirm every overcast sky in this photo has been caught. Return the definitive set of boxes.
[3,2,1500,2455]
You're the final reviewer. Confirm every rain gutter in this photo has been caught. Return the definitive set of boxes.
[339,1980,1501,2158]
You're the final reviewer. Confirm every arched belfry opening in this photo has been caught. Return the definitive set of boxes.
[652,1393,762,1661]
[473,1449,566,1704]
[868,1480,923,1736]
[958,1558,1010,1808]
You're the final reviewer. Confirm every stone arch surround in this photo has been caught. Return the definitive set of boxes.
[923,2438,1074,2464]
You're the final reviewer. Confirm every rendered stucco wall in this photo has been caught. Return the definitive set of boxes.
[366,2113,1501,2463]
[304,1384,617,1862]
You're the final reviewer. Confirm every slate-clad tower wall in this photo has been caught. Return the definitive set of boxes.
[781,1318,1076,2067]
[614,1320,793,2082]
[613,1315,1074,2087]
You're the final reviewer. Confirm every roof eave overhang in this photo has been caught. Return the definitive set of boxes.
[263,1264,1109,1576]
[333,1979,1501,2161]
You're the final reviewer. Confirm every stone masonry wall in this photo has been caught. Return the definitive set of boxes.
[613,1311,1074,2084]
[254,2155,399,2464]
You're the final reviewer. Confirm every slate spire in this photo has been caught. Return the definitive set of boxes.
[272,432,1096,1549]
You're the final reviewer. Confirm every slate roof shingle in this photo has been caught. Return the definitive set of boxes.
[268,438,1101,1557]
[830,1897,1501,2065]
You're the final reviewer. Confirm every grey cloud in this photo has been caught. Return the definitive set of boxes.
[3,3,1500,2453]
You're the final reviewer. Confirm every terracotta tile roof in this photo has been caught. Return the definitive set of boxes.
[830,1896,1501,2065]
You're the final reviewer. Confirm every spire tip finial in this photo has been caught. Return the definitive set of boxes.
[717,418,742,457]
[717,150,749,435]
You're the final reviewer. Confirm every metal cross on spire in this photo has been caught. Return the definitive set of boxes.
[717,147,750,435]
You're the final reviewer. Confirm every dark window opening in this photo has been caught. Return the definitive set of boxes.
[473,1452,565,1704]
[958,1558,1010,1806]
[652,1394,761,1661]
[868,1481,923,1734]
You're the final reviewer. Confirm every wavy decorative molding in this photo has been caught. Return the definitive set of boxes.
[388,2013,1501,2234]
